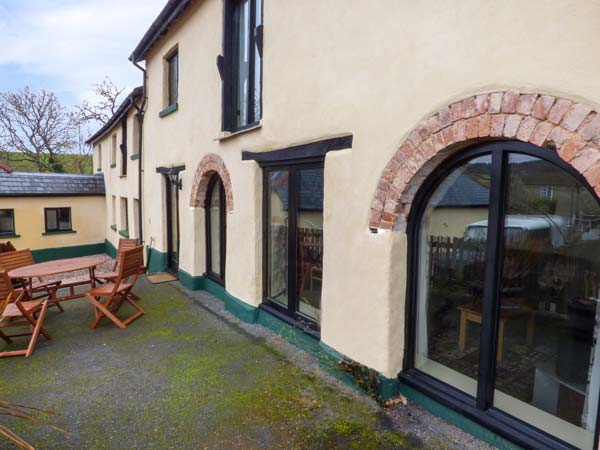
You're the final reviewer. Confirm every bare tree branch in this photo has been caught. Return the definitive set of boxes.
[0,87,75,172]
[75,76,125,125]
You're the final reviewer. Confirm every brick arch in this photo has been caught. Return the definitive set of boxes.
[369,91,600,231]
[189,153,234,212]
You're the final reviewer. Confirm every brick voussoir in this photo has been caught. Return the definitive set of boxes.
[369,91,600,230]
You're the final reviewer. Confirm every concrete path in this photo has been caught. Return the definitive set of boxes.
[1,278,492,449]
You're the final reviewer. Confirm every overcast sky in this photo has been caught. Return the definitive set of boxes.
[0,0,166,106]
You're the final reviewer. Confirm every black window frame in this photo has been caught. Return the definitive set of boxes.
[205,174,227,285]
[261,157,324,337]
[0,209,15,236]
[167,50,179,107]
[221,0,263,133]
[120,119,127,176]
[402,140,600,450]
[44,207,72,233]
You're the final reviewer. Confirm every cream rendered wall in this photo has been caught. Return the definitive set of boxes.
[0,196,105,251]
[140,0,600,377]
[93,107,141,250]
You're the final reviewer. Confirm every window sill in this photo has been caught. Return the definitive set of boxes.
[0,233,20,239]
[110,164,116,169]
[110,224,117,232]
[214,122,261,141]
[96,168,102,173]
[119,174,127,178]
[159,103,178,118]
[130,154,140,160]
[119,229,130,238]
[42,230,76,236]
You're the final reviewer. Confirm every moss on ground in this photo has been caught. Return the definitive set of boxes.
[1,279,431,449]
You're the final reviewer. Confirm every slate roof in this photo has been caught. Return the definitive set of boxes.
[271,169,324,211]
[0,171,105,197]
[435,167,490,207]
[130,0,191,63]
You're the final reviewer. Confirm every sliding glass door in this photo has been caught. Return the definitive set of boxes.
[407,141,600,450]
[264,163,324,330]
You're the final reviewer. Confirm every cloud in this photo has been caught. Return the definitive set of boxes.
[0,0,165,104]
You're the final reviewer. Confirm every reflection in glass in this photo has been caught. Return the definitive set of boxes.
[267,170,289,307]
[415,155,491,396]
[297,168,324,322]
[209,179,222,276]
[235,0,250,128]
[494,154,600,450]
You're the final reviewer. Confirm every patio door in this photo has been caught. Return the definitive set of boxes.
[165,175,180,274]
[263,162,324,332]
[405,141,600,450]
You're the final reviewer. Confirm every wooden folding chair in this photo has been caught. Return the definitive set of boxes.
[84,245,145,329]
[0,271,51,358]
[95,238,139,283]
[0,249,62,310]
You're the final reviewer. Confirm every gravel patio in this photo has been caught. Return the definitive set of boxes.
[1,272,492,449]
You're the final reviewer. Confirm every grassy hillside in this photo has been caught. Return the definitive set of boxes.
[0,151,92,174]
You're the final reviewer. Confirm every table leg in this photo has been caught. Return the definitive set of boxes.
[25,299,50,357]
[526,314,535,345]
[459,309,467,351]
[90,268,96,288]
[497,319,505,365]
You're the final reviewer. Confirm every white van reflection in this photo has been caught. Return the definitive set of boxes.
[464,215,567,248]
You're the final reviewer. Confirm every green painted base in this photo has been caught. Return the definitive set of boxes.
[398,382,522,450]
[32,242,106,263]
[105,239,117,259]
[174,266,519,450]
[147,247,168,273]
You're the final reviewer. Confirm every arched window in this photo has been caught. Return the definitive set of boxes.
[406,141,600,450]
[205,174,226,284]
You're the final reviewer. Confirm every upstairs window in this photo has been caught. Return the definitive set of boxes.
[96,143,102,172]
[0,209,15,236]
[120,118,127,176]
[44,208,72,233]
[167,50,178,106]
[110,133,117,168]
[221,0,263,132]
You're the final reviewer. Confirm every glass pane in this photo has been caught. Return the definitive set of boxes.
[46,209,57,231]
[268,170,289,307]
[415,155,491,396]
[170,185,179,266]
[209,180,221,276]
[494,153,600,450]
[297,168,323,323]
[58,208,70,230]
[253,0,262,121]
[168,53,178,105]
[235,0,250,127]
[0,210,13,234]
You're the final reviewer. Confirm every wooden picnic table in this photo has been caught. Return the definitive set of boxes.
[9,255,107,303]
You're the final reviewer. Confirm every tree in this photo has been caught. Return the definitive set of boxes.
[75,76,125,125]
[0,87,75,172]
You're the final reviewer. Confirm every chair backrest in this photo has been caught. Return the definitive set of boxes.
[114,245,144,288]
[113,238,140,271]
[0,249,34,272]
[0,270,16,312]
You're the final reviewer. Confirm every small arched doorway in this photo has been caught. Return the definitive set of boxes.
[205,174,226,285]
[405,140,600,449]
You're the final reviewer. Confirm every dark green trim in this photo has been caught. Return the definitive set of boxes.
[159,102,178,118]
[31,242,105,263]
[42,230,76,236]
[130,153,140,160]
[177,269,517,450]
[397,382,522,450]
[0,234,20,239]
[119,229,130,238]
[105,239,117,259]
[110,163,116,168]
[146,246,168,273]
[110,224,117,231]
